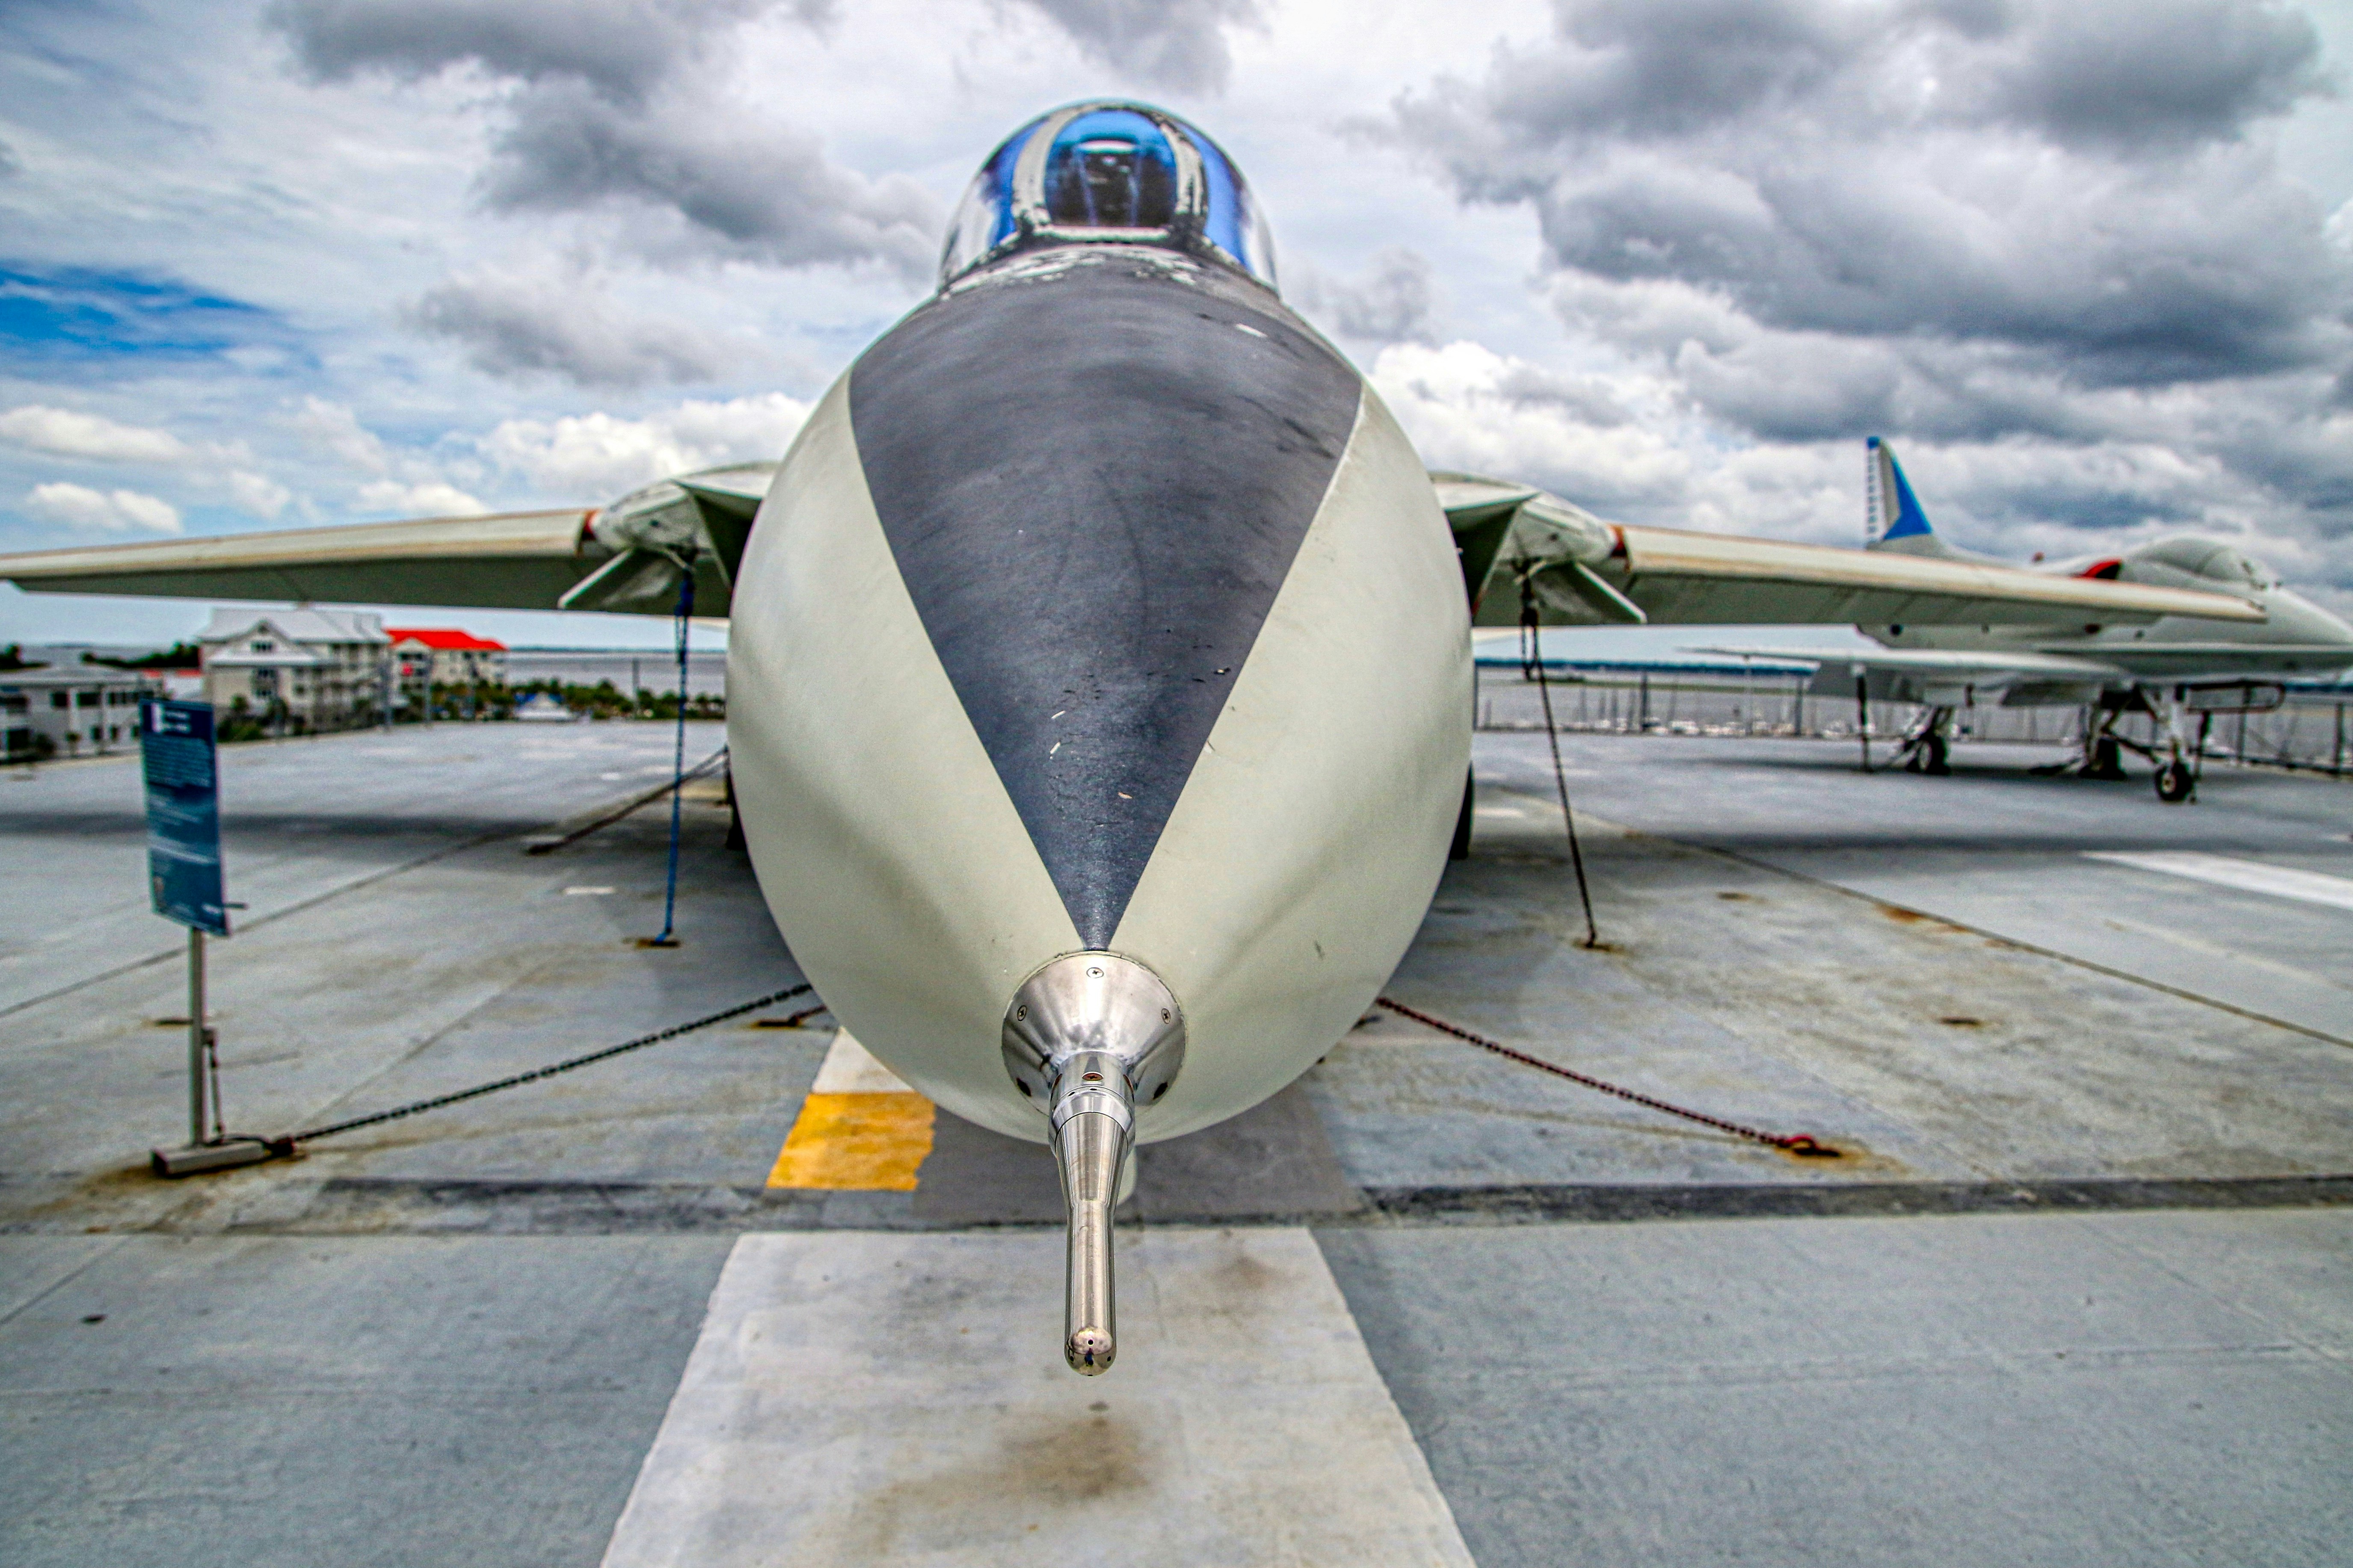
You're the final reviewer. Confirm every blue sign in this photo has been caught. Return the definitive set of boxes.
[140,699,228,935]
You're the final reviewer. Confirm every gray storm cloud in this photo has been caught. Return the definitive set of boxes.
[269,0,935,276]
[1008,0,1262,94]
[269,0,799,102]
[1387,0,2353,577]
[402,270,735,388]
[1290,246,1441,345]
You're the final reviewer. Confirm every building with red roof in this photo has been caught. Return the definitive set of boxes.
[386,627,507,687]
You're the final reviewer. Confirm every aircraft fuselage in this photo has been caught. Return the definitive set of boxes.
[726,244,1471,1145]
[1863,586,2353,686]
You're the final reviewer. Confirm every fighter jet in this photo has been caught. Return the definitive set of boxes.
[0,103,2267,1373]
[1707,439,2353,802]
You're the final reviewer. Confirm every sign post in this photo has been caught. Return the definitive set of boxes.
[141,699,270,1176]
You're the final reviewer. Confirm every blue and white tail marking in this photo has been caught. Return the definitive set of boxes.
[1866,437,1934,545]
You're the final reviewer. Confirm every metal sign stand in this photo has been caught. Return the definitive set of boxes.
[142,698,271,1177]
[187,927,207,1146]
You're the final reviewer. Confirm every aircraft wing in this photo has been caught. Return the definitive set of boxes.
[0,509,601,610]
[1434,473,2265,630]
[0,461,777,617]
[1696,645,2128,678]
[1695,643,2130,706]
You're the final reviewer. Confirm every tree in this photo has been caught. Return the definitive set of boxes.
[86,641,203,670]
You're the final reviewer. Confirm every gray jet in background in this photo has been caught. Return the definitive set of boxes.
[1710,437,2353,801]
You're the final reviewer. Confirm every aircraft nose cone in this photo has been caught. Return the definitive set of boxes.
[846,249,1364,945]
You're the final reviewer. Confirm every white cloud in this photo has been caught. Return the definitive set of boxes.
[356,479,488,516]
[290,397,393,475]
[24,482,183,534]
[0,405,305,527]
[1369,340,1688,512]
[0,405,193,464]
[2326,195,2353,256]
[480,392,811,498]
[289,399,487,516]
[228,470,295,519]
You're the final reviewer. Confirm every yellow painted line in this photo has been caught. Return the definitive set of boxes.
[766,1030,937,1191]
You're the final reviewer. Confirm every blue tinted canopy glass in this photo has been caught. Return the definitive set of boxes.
[939,103,1277,292]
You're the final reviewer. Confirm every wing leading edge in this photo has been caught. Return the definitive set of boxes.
[1434,472,2265,630]
[0,461,779,618]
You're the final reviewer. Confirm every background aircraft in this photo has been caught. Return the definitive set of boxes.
[0,104,2265,1374]
[1707,438,2353,802]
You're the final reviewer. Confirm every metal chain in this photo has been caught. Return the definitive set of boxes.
[276,982,813,1150]
[1375,995,1835,1155]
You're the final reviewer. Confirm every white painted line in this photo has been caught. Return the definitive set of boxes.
[563,886,616,896]
[809,1028,914,1095]
[600,1229,1476,1568]
[2085,851,2353,912]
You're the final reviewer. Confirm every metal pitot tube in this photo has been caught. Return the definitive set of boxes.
[1001,953,1186,1375]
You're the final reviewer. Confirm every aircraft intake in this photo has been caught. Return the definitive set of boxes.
[1001,953,1186,1374]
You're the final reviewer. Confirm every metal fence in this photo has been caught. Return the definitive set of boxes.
[1471,663,2353,778]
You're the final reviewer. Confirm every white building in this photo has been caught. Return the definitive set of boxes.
[0,666,162,758]
[199,608,390,731]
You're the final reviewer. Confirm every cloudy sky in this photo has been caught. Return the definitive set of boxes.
[3,0,2350,648]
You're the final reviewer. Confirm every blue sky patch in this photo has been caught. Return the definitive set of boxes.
[0,264,301,368]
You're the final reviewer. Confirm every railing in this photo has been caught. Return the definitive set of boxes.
[1471,666,2353,778]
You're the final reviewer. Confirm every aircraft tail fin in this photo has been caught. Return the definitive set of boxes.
[1865,438,1956,558]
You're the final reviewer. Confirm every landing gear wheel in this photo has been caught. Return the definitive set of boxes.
[2155,758,2195,804]
[2086,736,2127,780]
[1921,734,1950,775]
[1449,768,1473,861]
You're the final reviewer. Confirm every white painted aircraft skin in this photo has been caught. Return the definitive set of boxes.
[729,375,1467,1144]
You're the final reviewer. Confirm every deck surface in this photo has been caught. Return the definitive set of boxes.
[3,723,2347,1566]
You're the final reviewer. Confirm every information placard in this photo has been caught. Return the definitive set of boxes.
[140,698,228,935]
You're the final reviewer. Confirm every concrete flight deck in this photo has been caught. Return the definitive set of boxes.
[3,723,2348,1567]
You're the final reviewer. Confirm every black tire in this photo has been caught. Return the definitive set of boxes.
[2155,759,2195,804]
[1449,768,1474,860]
[1923,734,1950,775]
[2087,736,2127,780]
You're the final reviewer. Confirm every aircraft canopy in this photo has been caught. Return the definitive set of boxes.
[2138,536,2275,591]
[939,102,1277,292]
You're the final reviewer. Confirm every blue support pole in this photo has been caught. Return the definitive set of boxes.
[646,558,695,948]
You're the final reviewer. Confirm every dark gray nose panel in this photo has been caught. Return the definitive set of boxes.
[848,252,1363,947]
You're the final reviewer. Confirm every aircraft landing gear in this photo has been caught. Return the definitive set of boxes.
[1904,732,1949,774]
[2149,689,2198,806]
[1893,706,1954,775]
[2084,734,2127,781]
[2033,701,2152,785]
